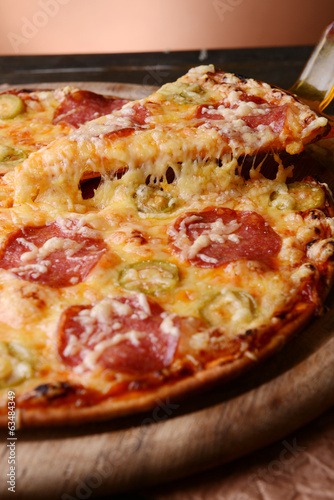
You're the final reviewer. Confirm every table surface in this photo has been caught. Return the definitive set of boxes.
[1,46,334,500]
[145,405,334,500]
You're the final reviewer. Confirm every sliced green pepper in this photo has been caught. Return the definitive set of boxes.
[269,182,325,211]
[0,145,27,167]
[157,82,207,104]
[0,94,25,120]
[118,260,179,294]
[287,182,325,211]
[134,185,175,213]
[0,341,33,389]
[199,289,257,328]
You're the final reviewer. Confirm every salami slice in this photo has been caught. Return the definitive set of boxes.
[58,295,180,374]
[131,103,152,126]
[0,220,108,287]
[168,208,282,267]
[196,102,288,134]
[53,90,128,128]
[242,105,288,133]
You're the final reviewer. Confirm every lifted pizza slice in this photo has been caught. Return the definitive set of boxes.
[13,65,329,208]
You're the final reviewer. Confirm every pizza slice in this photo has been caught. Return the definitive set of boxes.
[0,65,333,427]
[13,65,329,208]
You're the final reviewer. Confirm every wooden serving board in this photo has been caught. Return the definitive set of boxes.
[1,83,334,500]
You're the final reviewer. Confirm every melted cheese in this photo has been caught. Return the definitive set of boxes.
[80,330,145,371]
[170,215,241,261]
[20,237,84,262]
[0,341,33,388]
[0,88,75,180]
[160,312,180,337]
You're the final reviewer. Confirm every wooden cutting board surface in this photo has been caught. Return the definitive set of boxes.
[1,83,334,500]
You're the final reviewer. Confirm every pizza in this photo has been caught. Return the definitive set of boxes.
[0,86,128,206]
[0,65,332,427]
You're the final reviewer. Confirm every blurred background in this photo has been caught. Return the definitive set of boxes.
[0,0,334,55]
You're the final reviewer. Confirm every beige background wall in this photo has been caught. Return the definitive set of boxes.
[0,0,333,55]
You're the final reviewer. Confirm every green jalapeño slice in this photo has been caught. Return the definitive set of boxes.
[0,341,33,389]
[134,185,175,213]
[0,145,27,167]
[269,182,325,211]
[287,182,325,211]
[200,288,257,330]
[118,260,179,294]
[0,94,25,120]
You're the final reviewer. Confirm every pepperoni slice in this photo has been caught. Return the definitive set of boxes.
[53,90,128,128]
[196,101,288,134]
[242,104,288,133]
[105,127,135,140]
[196,103,225,121]
[0,220,108,287]
[130,103,151,125]
[58,295,180,374]
[168,208,282,268]
[237,93,266,105]
[105,103,152,139]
